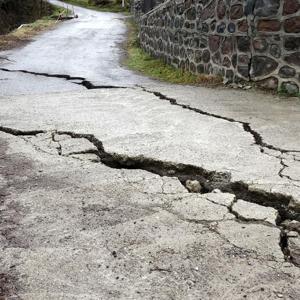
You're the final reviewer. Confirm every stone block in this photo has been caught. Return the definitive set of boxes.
[222,56,231,67]
[225,69,234,81]
[230,4,244,20]
[205,63,213,74]
[232,53,237,68]
[217,22,226,33]
[270,44,281,58]
[202,23,209,33]
[197,64,205,73]
[284,16,300,33]
[281,81,300,95]
[257,19,281,32]
[228,22,236,33]
[238,19,248,32]
[212,51,222,64]
[194,50,202,63]
[253,38,268,52]
[254,0,280,17]
[200,0,216,21]
[186,7,196,20]
[251,56,278,77]
[284,52,300,66]
[238,66,250,78]
[237,36,251,52]
[209,35,222,52]
[238,54,250,65]
[283,0,300,15]
[189,62,196,73]
[284,37,300,50]
[257,77,279,90]
[279,66,296,78]
[221,36,234,55]
[210,21,216,31]
[217,0,226,19]
[202,49,211,63]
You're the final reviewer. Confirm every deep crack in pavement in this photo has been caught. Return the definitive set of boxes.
[0,126,299,223]
[0,126,299,270]
[0,68,127,90]
[139,87,300,155]
[1,0,300,295]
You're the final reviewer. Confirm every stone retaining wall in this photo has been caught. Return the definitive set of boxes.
[137,0,300,95]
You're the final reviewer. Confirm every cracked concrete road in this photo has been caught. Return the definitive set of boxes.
[0,0,153,96]
[1,130,300,299]
[1,1,300,299]
[1,88,300,299]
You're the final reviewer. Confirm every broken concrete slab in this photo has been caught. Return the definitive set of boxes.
[281,159,300,183]
[205,190,236,207]
[24,133,98,157]
[0,89,299,212]
[169,193,235,222]
[1,0,300,296]
[1,131,300,298]
[58,137,98,156]
[232,199,278,225]
[217,220,284,261]
[288,235,300,267]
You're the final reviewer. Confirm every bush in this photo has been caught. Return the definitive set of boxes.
[0,0,52,34]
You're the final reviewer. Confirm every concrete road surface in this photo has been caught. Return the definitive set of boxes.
[0,0,300,299]
[0,0,153,96]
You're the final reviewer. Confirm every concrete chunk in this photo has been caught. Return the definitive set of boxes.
[232,199,278,225]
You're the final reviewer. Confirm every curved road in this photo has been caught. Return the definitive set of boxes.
[0,0,152,95]
[0,2,300,299]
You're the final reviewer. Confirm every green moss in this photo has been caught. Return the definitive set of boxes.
[278,82,300,98]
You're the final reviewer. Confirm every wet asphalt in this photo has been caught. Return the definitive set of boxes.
[0,0,152,96]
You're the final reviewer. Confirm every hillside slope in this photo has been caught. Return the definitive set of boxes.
[0,0,52,34]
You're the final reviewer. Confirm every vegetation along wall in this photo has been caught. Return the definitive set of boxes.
[0,0,52,34]
[136,0,300,95]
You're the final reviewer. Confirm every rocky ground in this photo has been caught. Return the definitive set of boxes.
[0,0,300,299]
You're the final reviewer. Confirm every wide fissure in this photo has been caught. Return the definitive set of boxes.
[1,125,299,224]
[1,126,300,267]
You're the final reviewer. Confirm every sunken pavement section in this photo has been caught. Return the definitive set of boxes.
[0,87,300,299]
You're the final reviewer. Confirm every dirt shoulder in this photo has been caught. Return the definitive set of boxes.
[0,19,58,52]
[0,5,71,52]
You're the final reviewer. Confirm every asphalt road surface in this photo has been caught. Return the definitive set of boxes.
[0,1,300,299]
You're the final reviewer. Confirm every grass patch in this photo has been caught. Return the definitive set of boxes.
[0,6,69,51]
[60,0,130,13]
[123,19,223,85]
